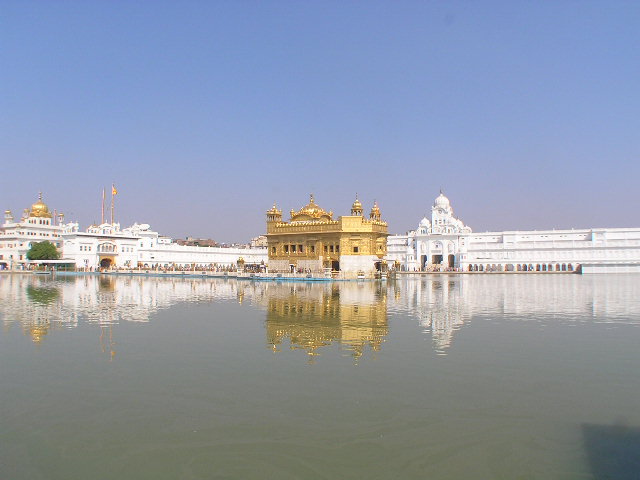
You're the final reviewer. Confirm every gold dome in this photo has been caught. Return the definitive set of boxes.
[290,194,333,222]
[352,197,362,210]
[267,203,282,215]
[351,193,363,215]
[29,193,53,219]
[369,201,381,221]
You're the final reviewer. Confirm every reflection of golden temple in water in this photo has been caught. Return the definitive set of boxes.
[262,282,388,361]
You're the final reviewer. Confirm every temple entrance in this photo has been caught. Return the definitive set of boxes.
[431,254,443,265]
[448,254,455,268]
[331,260,340,271]
[421,255,428,269]
[100,258,112,269]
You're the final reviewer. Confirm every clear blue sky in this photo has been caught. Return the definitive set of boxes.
[1,1,638,241]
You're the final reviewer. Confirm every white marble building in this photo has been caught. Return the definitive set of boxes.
[386,192,640,273]
[1,194,267,271]
[0,194,67,269]
[129,223,266,269]
[61,222,267,270]
[61,222,140,269]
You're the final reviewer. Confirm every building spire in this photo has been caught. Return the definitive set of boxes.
[101,188,105,224]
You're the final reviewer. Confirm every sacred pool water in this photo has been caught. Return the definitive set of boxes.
[1,273,639,479]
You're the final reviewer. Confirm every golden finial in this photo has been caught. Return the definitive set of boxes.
[310,193,315,204]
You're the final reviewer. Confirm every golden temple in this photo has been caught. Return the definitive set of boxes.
[266,194,389,275]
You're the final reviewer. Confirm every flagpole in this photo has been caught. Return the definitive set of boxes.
[101,188,105,224]
[111,184,114,224]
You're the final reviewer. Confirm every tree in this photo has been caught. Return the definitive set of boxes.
[27,241,60,261]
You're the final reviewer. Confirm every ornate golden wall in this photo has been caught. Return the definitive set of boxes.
[265,195,389,272]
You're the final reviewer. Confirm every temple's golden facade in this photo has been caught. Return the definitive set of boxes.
[266,195,389,274]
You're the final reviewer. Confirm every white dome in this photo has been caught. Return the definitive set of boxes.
[434,192,450,208]
[419,217,430,227]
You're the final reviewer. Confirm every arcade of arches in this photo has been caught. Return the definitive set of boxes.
[466,263,578,273]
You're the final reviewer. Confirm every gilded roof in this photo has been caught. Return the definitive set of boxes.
[267,202,282,216]
[29,193,53,218]
[351,194,363,211]
[290,194,333,222]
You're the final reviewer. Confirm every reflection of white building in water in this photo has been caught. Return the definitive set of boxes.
[386,192,640,273]
[0,275,269,345]
[387,274,640,354]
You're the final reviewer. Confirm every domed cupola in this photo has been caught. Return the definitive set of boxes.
[29,193,53,219]
[433,191,450,209]
[266,202,283,223]
[351,194,363,216]
[290,194,333,222]
[419,217,430,227]
[369,201,381,221]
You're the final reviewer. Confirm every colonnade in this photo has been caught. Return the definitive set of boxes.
[466,263,577,273]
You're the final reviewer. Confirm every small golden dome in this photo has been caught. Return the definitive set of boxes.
[370,201,381,221]
[267,202,282,215]
[351,193,363,216]
[29,193,53,218]
[290,194,333,222]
